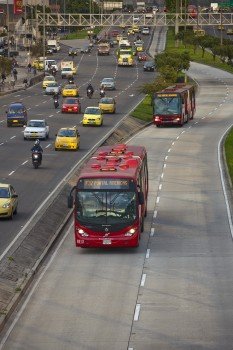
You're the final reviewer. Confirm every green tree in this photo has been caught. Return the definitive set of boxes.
[30,41,43,58]
[0,57,12,75]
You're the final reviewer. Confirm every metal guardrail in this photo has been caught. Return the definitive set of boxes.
[35,12,233,27]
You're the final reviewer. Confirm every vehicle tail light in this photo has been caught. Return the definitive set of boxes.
[154,116,160,121]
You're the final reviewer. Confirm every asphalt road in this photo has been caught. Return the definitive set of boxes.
[1,62,233,349]
[0,32,155,254]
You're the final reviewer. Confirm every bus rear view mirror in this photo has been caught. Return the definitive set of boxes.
[68,195,74,208]
[138,192,144,205]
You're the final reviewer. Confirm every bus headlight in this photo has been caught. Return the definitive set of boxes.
[78,229,89,237]
[125,228,136,236]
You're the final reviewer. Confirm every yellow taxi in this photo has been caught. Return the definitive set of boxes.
[82,106,103,126]
[0,183,18,219]
[62,84,79,97]
[42,75,56,88]
[132,25,139,33]
[72,66,78,74]
[127,27,135,35]
[55,127,80,151]
[99,97,116,114]
[32,59,44,70]
[134,40,144,52]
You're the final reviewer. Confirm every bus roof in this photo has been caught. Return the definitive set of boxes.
[157,84,194,95]
[78,144,147,180]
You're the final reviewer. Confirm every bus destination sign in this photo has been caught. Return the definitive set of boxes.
[157,93,178,97]
[82,178,130,190]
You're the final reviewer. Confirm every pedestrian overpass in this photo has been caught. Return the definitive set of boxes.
[36,12,233,28]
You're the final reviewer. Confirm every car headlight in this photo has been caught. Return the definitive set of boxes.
[78,229,89,237]
[125,228,136,237]
[2,202,11,209]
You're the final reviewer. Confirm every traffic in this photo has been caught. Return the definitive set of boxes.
[0,24,155,254]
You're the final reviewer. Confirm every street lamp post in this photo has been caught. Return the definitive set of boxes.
[6,0,10,58]
[43,0,46,76]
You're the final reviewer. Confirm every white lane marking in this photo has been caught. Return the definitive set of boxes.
[0,120,4,123]
[21,160,28,165]
[168,148,171,153]
[10,136,16,139]
[28,108,31,110]
[35,104,39,107]
[43,101,47,104]
[181,130,185,134]
[153,210,157,218]
[0,222,73,349]
[159,184,162,190]
[146,249,150,258]
[56,110,60,114]
[156,197,160,204]
[0,143,4,146]
[172,142,175,146]
[164,164,166,168]
[150,228,155,237]
[15,95,21,97]
[8,171,15,176]
[218,124,233,239]
[134,304,141,321]
[48,114,53,118]
[45,144,51,149]
[165,155,168,160]
[176,136,179,140]
[2,105,7,107]
[161,173,164,179]
[195,121,198,124]
[140,274,146,287]
[128,348,134,350]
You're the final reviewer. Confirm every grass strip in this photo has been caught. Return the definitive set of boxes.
[62,27,102,40]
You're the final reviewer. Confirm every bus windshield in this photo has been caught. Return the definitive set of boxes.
[154,96,181,115]
[76,191,137,225]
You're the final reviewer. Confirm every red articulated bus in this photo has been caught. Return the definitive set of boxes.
[153,84,196,127]
[68,144,148,248]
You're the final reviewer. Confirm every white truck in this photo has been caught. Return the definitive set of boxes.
[45,59,58,72]
[60,61,77,78]
[47,39,60,53]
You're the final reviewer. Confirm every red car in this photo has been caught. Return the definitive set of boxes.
[138,52,147,62]
[62,97,81,113]
[110,30,120,37]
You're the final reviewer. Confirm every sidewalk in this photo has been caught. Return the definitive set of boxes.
[0,50,43,96]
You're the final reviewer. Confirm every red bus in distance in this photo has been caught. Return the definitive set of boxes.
[153,84,196,127]
[68,144,148,248]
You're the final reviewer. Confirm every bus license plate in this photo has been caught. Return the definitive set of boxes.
[103,238,111,245]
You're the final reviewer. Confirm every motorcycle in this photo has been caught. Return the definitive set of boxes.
[32,151,42,169]
[54,98,59,108]
[100,88,105,98]
[68,77,74,84]
[87,88,93,99]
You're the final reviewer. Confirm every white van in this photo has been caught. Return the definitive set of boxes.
[45,59,58,72]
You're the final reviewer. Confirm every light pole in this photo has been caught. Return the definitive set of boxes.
[6,0,10,58]
[43,0,46,76]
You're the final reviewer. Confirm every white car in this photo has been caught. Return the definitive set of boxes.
[142,27,150,35]
[45,82,61,95]
[23,119,49,140]
[100,77,116,90]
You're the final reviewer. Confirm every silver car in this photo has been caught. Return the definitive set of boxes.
[100,77,116,90]
[23,119,49,140]
[45,82,61,95]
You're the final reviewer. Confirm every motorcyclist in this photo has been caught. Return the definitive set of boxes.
[100,84,105,98]
[87,83,94,96]
[31,139,43,161]
[68,75,74,84]
[53,92,59,108]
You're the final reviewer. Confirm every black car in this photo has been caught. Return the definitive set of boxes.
[143,61,155,72]
[69,47,78,56]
